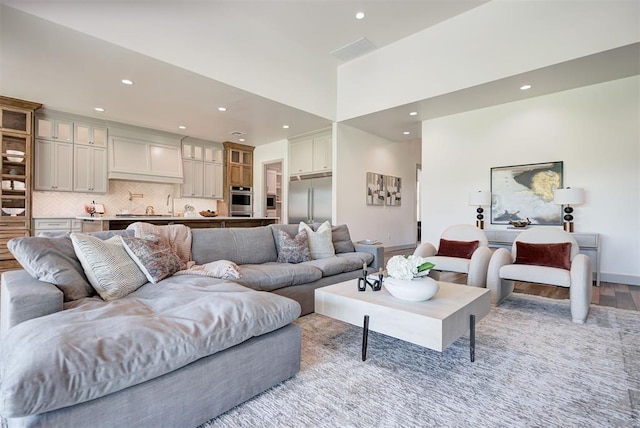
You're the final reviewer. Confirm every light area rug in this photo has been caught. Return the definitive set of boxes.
[202,294,639,427]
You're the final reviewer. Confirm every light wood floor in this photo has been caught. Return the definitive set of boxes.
[384,249,640,312]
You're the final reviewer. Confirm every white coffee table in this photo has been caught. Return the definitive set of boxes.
[315,279,490,361]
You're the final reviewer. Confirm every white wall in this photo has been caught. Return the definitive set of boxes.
[421,76,640,284]
[337,0,639,120]
[335,124,421,249]
[253,139,289,220]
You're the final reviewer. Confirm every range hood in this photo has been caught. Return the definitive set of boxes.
[107,126,184,184]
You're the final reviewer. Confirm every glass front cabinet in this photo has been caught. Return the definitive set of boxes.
[0,96,42,273]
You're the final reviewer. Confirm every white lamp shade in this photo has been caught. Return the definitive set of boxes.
[468,191,491,206]
[553,188,585,205]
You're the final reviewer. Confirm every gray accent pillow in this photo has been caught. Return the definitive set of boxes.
[331,224,356,253]
[7,236,94,301]
[70,233,148,301]
[276,229,311,264]
[310,223,355,254]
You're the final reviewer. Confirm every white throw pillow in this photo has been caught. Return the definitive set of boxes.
[298,221,335,259]
[70,233,148,301]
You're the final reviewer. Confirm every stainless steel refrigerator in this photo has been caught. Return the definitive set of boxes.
[288,176,332,224]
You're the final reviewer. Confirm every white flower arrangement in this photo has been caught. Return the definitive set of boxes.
[386,255,435,281]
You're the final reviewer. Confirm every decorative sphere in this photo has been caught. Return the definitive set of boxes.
[476,213,484,220]
[564,206,574,214]
[476,207,484,214]
[564,214,574,222]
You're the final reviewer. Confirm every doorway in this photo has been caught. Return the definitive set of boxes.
[264,161,283,222]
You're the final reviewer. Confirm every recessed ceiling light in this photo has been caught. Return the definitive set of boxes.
[178,125,187,130]
[355,11,365,20]
[403,131,411,135]
[218,107,227,112]
[409,111,418,116]
[520,84,532,90]
[94,107,104,112]
[239,138,245,142]
[282,125,290,129]
[121,79,134,85]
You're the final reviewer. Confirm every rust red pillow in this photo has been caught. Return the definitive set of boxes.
[515,241,572,270]
[436,239,479,259]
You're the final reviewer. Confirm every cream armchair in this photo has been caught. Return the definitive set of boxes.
[413,224,492,288]
[487,228,592,323]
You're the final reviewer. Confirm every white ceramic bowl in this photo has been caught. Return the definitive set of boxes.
[6,150,24,163]
[2,208,25,216]
[384,276,440,301]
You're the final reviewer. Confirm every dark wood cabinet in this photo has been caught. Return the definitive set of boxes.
[0,96,42,273]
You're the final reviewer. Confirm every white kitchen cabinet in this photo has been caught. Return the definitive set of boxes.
[182,159,204,197]
[34,139,73,191]
[109,136,183,183]
[183,159,222,199]
[204,162,223,199]
[74,123,107,147]
[74,145,108,193]
[289,131,332,175]
[289,138,313,175]
[311,134,332,172]
[35,116,73,142]
[204,145,223,163]
[182,141,204,160]
[33,218,81,236]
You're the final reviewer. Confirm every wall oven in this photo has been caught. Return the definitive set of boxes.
[230,186,253,217]
[266,194,277,210]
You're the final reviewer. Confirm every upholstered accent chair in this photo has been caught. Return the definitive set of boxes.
[413,224,492,288]
[487,228,592,323]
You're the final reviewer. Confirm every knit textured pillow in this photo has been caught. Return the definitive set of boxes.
[120,235,186,283]
[70,233,148,301]
[277,229,311,263]
[299,221,335,259]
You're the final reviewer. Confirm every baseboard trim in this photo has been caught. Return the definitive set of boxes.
[601,273,640,286]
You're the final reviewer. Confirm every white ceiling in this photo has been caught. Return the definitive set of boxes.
[1,1,637,146]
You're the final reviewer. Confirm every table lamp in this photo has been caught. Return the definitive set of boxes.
[553,187,584,233]
[468,191,491,230]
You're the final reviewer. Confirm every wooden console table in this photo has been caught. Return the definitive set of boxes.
[484,229,600,286]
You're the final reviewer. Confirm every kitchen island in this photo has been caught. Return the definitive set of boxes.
[77,216,278,233]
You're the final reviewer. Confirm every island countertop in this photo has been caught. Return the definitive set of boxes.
[75,215,279,231]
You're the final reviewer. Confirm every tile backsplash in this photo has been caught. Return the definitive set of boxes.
[33,180,219,217]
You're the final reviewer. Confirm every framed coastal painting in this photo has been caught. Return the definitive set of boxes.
[366,172,385,205]
[490,161,563,225]
[385,175,402,206]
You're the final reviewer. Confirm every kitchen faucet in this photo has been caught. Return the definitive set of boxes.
[167,194,174,215]
[145,206,155,215]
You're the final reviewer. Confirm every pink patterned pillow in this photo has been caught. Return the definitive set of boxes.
[276,229,311,264]
[120,235,186,283]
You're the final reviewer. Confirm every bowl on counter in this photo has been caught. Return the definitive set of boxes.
[2,208,25,216]
[6,150,24,163]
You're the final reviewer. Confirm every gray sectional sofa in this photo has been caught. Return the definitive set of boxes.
[0,223,382,427]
